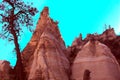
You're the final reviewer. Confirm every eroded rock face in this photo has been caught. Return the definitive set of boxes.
[0,60,14,80]
[71,41,120,80]
[70,28,120,65]
[102,36,120,64]
[21,7,120,80]
[99,27,116,41]
[0,6,120,80]
[22,7,70,80]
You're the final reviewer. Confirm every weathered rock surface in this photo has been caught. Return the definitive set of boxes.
[71,41,120,80]
[22,7,70,80]
[101,36,120,64]
[70,27,120,64]
[0,60,14,80]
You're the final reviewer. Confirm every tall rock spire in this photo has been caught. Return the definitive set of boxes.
[22,7,69,80]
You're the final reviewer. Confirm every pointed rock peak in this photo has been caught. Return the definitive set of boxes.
[79,33,82,40]
[100,27,117,40]
[34,6,64,46]
[103,27,116,35]
[22,7,68,80]
[40,7,49,18]
[36,7,50,25]
[30,6,64,46]
[72,33,83,46]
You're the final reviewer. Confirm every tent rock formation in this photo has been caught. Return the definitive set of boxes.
[71,41,120,80]
[0,7,120,80]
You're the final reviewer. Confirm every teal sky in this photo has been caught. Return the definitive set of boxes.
[0,0,120,66]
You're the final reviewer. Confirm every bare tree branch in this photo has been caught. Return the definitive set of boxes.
[0,14,9,22]
[15,10,27,17]
[0,14,5,17]
[3,0,14,8]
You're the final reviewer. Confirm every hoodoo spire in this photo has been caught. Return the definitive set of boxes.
[22,7,69,80]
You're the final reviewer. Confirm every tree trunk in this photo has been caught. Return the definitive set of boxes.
[9,7,25,80]
[11,28,25,80]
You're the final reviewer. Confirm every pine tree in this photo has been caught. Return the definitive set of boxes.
[0,0,38,80]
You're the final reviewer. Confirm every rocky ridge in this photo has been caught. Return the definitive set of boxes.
[69,27,120,65]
